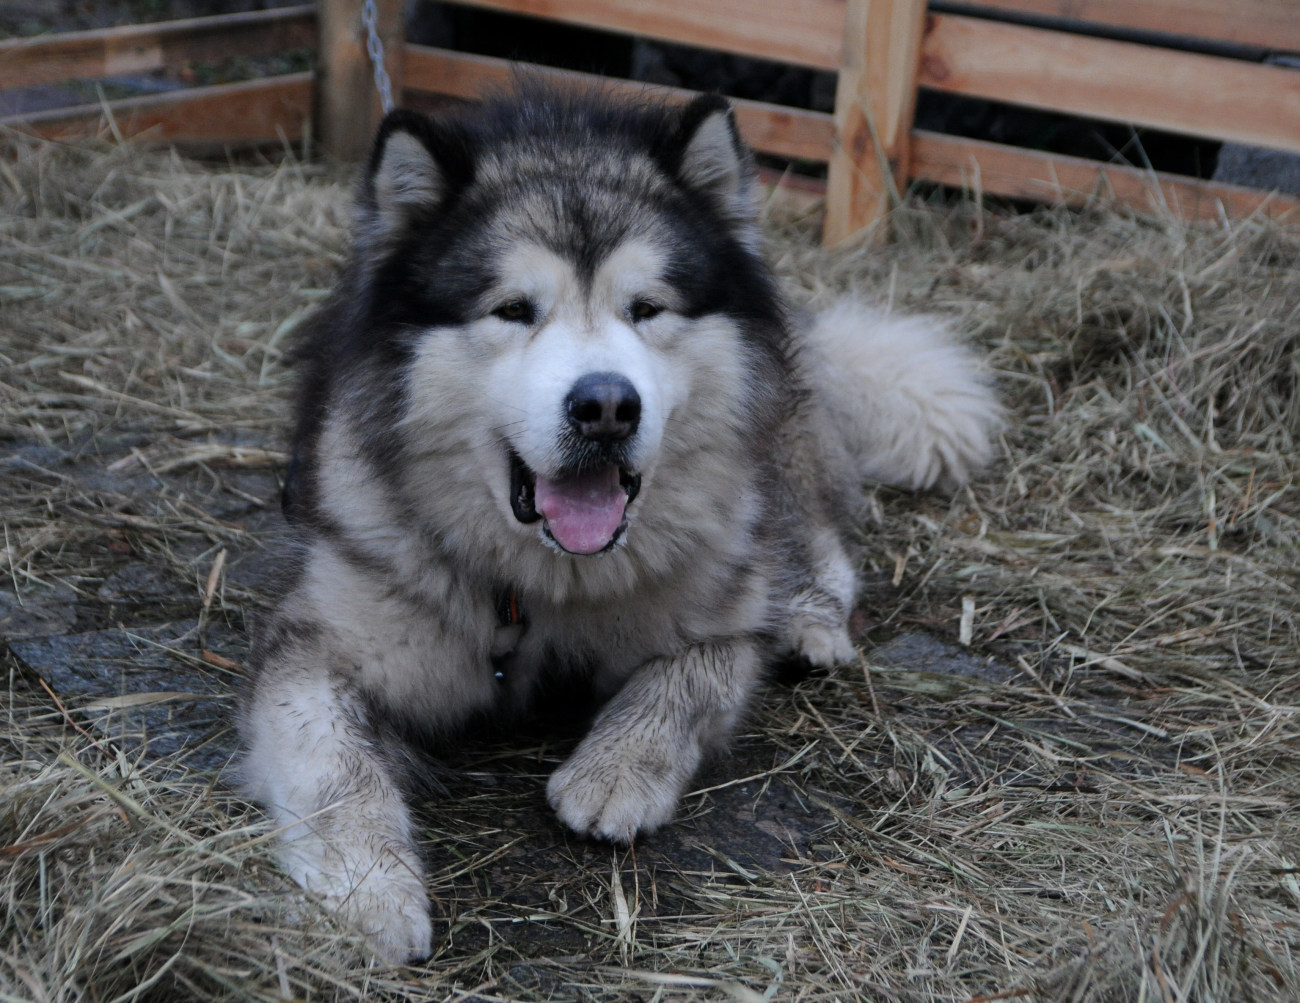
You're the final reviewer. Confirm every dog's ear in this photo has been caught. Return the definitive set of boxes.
[360,110,467,244]
[672,95,760,249]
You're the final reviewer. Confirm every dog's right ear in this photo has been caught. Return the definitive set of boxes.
[361,110,466,244]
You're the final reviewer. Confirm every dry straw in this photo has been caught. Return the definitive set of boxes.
[2,133,1297,1001]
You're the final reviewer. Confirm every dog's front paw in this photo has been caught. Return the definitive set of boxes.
[334,869,433,965]
[791,618,856,668]
[283,842,432,964]
[547,740,695,842]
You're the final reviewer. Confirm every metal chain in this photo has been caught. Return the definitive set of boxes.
[361,0,395,115]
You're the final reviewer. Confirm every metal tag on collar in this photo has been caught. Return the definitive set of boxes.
[496,587,525,628]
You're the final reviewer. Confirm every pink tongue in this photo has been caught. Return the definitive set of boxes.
[534,466,628,555]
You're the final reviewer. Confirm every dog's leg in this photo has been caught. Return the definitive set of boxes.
[547,639,760,841]
[785,524,858,668]
[240,634,432,964]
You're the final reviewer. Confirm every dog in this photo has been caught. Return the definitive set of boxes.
[237,84,1000,962]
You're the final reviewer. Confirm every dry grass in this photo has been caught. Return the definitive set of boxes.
[2,132,1298,1002]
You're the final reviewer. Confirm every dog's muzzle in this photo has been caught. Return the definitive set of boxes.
[509,372,644,555]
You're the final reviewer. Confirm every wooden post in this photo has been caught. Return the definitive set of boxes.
[823,0,927,246]
[315,0,405,160]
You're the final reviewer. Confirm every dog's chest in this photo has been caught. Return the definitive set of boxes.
[484,585,656,694]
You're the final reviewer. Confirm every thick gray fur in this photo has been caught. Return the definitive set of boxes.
[238,85,1001,962]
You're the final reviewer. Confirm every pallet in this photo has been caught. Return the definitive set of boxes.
[3,1,1296,241]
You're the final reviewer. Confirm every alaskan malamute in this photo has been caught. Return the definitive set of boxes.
[239,85,1000,961]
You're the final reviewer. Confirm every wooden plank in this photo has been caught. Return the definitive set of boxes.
[958,1,1300,54]
[0,6,315,89]
[824,0,927,246]
[910,129,1300,221]
[445,0,846,71]
[1,74,313,148]
[316,0,404,160]
[920,13,1300,155]
[402,44,835,162]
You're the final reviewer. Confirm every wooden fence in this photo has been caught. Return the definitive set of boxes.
[3,0,1298,243]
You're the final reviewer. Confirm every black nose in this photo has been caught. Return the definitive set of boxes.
[565,372,641,443]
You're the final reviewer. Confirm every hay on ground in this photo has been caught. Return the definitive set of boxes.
[1,132,1297,1002]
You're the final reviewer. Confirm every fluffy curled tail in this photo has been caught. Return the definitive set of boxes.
[800,297,1002,491]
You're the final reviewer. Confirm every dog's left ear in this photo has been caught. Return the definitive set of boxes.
[672,95,760,249]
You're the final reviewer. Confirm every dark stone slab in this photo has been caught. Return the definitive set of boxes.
[0,582,81,639]
[2,429,291,776]
[96,563,178,603]
[8,620,243,773]
[872,630,1019,686]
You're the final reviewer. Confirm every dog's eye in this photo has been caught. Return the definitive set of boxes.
[493,299,535,324]
[629,300,662,322]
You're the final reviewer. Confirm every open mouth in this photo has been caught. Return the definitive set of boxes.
[510,451,641,555]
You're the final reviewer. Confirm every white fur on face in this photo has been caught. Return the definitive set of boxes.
[396,234,763,600]
[486,239,681,479]
[402,238,696,523]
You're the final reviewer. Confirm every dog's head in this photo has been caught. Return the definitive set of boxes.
[343,87,789,579]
